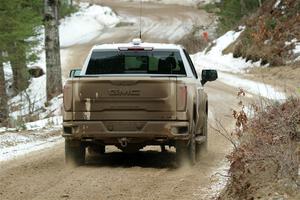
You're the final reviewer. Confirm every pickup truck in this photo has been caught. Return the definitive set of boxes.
[63,39,217,165]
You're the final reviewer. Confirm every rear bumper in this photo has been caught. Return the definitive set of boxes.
[62,120,190,143]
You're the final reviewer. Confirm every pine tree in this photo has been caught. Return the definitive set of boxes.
[0,0,42,125]
[0,0,42,94]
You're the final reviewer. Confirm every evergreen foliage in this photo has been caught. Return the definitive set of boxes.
[60,0,78,19]
[0,0,42,63]
[0,0,42,92]
[211,0,265,34]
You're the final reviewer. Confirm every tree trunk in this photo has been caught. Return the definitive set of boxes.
[8,44,30,93]
[0,56,8,126]
[240,0,246,15]
[258,0,262,7]
[44,0,62,101]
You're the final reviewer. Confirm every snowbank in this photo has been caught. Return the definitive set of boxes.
[60,3,120,47]
[191,28,286,100]
[119,0,218,6]
[0,115,63,161]
[25,116,62,131]
[285,38,300,62]
[0,132,63,162]
[219,72,286,100]
[6,3,120,121]
[293,42,300,61]
[192,27,261,73]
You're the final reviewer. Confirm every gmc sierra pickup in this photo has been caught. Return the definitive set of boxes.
[63,39,217,165]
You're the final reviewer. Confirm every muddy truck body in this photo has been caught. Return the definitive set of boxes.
[62,39,217,165]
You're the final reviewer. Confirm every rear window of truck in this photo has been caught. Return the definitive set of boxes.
[86,50,186,75]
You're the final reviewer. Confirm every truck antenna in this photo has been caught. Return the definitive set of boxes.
[139,0,143,40]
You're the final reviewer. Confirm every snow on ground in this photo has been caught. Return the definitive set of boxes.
[192,27,262,73]
[0,115,63,162]
[219,72,286,100]
[192,28,286,100]
[274,0,282,9]
[25,116,62,131]
[1,3,119,161]
[293,42,300,54]
[120,0,219,6]
[6,3,120,121]
[0,132,63,162]
[60,3,120,47]
[285,38,300,62]
[193,160,229,199]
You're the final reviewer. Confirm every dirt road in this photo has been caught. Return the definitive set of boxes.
[0,81,238,200]
[0,1,239,200]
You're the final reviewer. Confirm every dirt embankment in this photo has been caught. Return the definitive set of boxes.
[218,95,300,200]
[224,0,300,66]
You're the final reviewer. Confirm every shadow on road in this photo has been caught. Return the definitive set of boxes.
[85,150,178,169]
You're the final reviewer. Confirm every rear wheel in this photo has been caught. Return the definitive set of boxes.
[175,120,197,166]
[188,135,196,165]
[175,141,186,166]
[196,115,208,159]
[65,139,86,166]
[175,138,196,166]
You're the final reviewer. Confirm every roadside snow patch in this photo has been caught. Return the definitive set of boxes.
[293,42,300,54]
[193,161,229,199]
[0,134,63,162]
[192,28,286,100]
[3,62,13,82]
[120,0,219,6]
[219,72,286,100]
[192,27,261,73]
[59,3,120,47]
[25,116,62,131]
[274,0,281,8]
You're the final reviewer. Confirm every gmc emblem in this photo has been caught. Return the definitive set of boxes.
[108,89,141,96]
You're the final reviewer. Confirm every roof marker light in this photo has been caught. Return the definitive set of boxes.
[132,38,142,45]
[118,47,153,51]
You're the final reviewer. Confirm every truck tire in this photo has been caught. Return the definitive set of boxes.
[175,138,196,166]
[196,115,208,160]
[188,135,196,165]
[175,141,186,166]
[65,140,85,166]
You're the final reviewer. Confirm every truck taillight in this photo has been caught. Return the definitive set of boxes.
[63,83,72,111]
[177,85,187,111]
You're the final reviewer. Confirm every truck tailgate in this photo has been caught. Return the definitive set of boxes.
[71,77,177,121]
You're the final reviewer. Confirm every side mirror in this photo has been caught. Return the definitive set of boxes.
[69,69,81,78]
[201,69,218,85]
